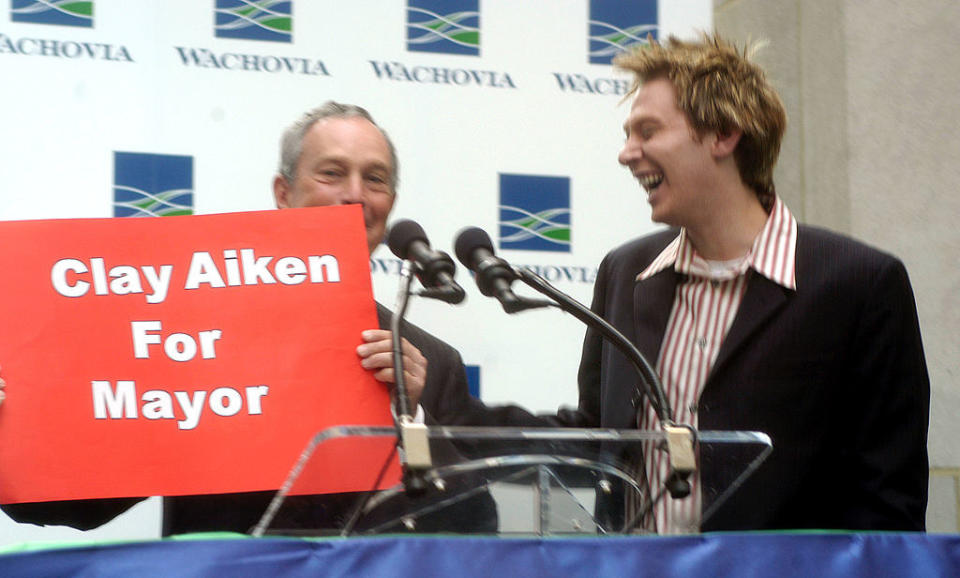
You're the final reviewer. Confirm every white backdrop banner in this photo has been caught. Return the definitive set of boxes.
[0,0,710,426]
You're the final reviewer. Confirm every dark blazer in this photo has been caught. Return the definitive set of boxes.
[451,224,930,531]
[572,225,930,531]
[2,303,496,535]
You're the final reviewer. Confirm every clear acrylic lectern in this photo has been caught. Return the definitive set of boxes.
[251,425,771,537]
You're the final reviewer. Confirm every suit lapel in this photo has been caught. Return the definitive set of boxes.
[633,268,678,366]
[709,273,789,379]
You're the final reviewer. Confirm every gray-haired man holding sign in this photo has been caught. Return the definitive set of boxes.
[1,102,495,535]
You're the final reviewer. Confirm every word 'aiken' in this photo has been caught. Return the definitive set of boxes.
[50,249,341,304]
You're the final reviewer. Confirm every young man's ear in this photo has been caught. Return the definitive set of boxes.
[711,130,742,159]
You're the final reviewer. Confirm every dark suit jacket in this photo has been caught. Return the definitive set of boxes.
[453,225,929,531]
[567,225,930,531]
[2,303,496,535]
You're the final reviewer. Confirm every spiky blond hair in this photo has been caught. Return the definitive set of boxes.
[614,34,786,209]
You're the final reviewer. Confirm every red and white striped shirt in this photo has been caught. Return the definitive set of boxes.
[636,197,797,533]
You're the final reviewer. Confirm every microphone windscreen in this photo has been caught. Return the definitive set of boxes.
[454,227,494,269]
[387,219,428,260]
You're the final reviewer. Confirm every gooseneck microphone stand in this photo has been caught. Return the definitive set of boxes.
[383,219,466,502]
[511,267,696,529]
[390,260,432,496]
[390,261,416,422]
[513,268,671,423]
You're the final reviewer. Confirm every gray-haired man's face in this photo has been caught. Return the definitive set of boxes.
[273,116,396,254]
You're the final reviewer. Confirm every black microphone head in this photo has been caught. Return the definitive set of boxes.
[387,219,429,260]
[454,226,494,269]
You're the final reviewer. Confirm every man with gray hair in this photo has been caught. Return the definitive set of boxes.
[1,101,495,535]
[273,101,426,411]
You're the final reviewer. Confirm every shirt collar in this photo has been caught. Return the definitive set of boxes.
[636,197,798,290]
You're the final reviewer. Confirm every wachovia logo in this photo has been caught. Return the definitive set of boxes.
[113,152,194,217]
[215,0,292,43]
[498,174,571,253]
[11,0,93,27]
[407,0,479,56]
[588,0,657,65]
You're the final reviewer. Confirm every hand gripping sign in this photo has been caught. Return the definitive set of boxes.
[0,206,397,503]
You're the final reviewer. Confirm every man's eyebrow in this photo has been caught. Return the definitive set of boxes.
[364,160,392,172]
[310,155,346,166]
[623,114,653,134]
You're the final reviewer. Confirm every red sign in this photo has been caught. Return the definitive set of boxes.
[0,206,398,503]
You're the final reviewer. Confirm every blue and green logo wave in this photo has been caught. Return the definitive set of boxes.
[588,0,657,65]
[11,0,93,28]
[407,0,479,56]
[113,152,194,218]
[215,0,292,43]
[499,174,571,253]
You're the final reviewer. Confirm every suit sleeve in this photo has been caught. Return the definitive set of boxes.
[2,497,144,531]
[433,255,613,429]
[421,337,559,428]
[409,246,625,430]
[841,257,930,530]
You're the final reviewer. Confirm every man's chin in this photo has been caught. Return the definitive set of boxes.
[648,205,677,227]
[366,232,385,255]
[647,199,665,223]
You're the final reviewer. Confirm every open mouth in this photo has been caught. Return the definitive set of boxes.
[637,172,664,193]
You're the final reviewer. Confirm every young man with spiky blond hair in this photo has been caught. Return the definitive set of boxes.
[569,33,929,533]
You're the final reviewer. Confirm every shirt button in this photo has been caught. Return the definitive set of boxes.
[697,337,707,349]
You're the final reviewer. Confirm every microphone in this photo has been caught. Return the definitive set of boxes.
[387,219,465,304]
[453,227,691,523]
[454,227,549,314]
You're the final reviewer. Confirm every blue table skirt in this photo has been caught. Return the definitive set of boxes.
[1,532,958,577]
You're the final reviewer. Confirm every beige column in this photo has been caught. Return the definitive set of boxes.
[715,0,960,532]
